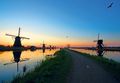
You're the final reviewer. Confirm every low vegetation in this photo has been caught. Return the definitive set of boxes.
[12,49,72,83]
[71,50,120,81]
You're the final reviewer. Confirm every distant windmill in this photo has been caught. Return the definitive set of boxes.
[42,41,46,53]
[42,41,46,49]
[93,34,104,56]
[6,27,30,47]
[49,45,52,50]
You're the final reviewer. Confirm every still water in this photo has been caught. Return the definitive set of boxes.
[0,49,58,82]
[73,49,120,63]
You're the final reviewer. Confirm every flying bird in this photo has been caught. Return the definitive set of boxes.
[107,2,114,8]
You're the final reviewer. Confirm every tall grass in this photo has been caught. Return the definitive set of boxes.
[12,49,72,83]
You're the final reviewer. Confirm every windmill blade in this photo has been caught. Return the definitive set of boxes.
[3,61,15,65]
[18,27,21,36]
[20,36,30,39]
[6,34,16,37]
[20,58,29,62]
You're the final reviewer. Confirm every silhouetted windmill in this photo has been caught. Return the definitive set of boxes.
[93,34,104,56]
[49,45,52,50]
[6,27,30,48]
[42,41,46,53]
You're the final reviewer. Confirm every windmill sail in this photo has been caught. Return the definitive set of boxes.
[20,36,30,39]
[18,27,21,36]
[5,34,16,37]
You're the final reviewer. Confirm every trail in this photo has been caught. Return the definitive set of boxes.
[66,50,119,83]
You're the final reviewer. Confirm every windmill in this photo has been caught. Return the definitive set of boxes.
[42,41,46,53]
[93,34,104,56]
[6,27,30,48]
[49,45,52,51]
[42,41,46,49]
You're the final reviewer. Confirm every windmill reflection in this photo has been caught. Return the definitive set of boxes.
[42,42,46,53]
[96,40,104,56]
[13,51,21,72]
[4,51,29,72]
[42,48,45,53]
[49,45,52,51]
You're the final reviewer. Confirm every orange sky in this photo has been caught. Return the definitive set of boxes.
[1,36,119,47]
[0,30,120,47]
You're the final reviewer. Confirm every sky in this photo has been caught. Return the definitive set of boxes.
[0,0,120,47]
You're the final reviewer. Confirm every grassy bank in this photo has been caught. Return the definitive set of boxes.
[71,49,120,81]
[12,49,72,83]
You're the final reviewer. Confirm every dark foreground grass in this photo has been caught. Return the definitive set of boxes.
[71,49,120,81]
[12,49,72,83]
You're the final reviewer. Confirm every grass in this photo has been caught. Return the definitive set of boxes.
[11,49,72,83]
[71,49,120,81]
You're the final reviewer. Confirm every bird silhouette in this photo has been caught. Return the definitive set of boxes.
[107,2,114,8]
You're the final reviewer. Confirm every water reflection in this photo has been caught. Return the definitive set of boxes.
[72,49,120,63]
[13,51,29,72]
[3,51,29,72]
[97,50,104,57]
[42,48,45,53]
[0,49,58,82]
[13,51,22,72]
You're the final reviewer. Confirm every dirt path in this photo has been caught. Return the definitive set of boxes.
[66,50,119,83]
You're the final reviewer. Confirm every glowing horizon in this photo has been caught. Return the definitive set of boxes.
[0,29,120,47]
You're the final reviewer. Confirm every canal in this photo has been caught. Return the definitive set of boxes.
[0,49,58,82]
[72,49,120,63]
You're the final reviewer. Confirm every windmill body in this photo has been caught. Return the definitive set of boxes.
[42,41,46,49]
[42,43,46,53]
[14,36,22,47]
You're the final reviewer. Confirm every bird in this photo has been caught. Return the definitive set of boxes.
[107,2,114,8]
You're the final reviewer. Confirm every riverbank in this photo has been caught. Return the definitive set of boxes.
[12,49,72,83]
[0,45,57,51]
[0,45,29,51]
[70,49,120,82]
